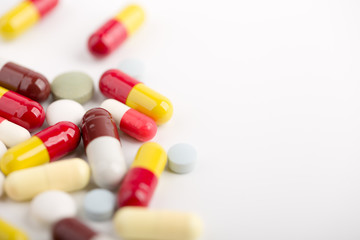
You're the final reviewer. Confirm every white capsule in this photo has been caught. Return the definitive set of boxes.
[113,207,203,240]
[0,117,30,147]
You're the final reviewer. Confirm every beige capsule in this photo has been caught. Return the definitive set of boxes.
[5,158,90,201]
[113,207,203,240]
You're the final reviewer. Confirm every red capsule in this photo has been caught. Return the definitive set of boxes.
[0,86,45,131]
[0,60,50,101]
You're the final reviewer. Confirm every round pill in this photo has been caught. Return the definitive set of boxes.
[46,99,86,126]
[0,170,4,197]
[51,72,94,104]
[83,189,115,221]
[168,143,197,174]
[29,190,76,227]
[118,59,145,80]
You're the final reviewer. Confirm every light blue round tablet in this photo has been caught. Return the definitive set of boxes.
[118,58,145,80]
[168,143,197,174]
[83,189,115,221]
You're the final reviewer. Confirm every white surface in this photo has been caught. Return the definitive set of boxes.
[46,99,86,126]
[0,59,8,70]
[100,99,130,124]
[0,0,360,239]
[86,137,127,189]
[29,191,76,228]
[118,58,146,81]
[0,119,31,147]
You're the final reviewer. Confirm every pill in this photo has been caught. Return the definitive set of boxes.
[0,86,45,131]
[30,190,76,227]
[0,116,30,147]
[113,207,203,240]
[83,189,115,221]
[46,99,86,126]
[53,218,115,240]
[0,218,28,240]
[4,158,90,201]
[0,60,50,101]
[99,69,173,125]
[0,170,4,197]
[51,71,94,104]
[100,99,157,141]
[117,142,166,208]
[88,5,145,57]
[168,143,197,174]
[0,121,81,175]
[118,58,145,80]
[0,0,59,39]
[81,108,127,189]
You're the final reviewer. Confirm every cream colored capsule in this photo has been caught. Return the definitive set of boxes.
[4,158,90,201]
[113,207,203,240]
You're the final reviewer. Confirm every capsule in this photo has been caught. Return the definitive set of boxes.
[88,5,145,57]
[53,218,115,240]
[0,121,80,175]
[0,218,29,240]
[0,116,30,147]
[0,59,50,101]
[114,207,203,240]
[99,70,173,125]
[0,0,59,39]
[117,142,166,208]
[4,158,90,201]
[100,99,157,141]
[81,108,127,189]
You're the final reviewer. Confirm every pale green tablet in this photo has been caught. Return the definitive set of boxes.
[51,71,94,104]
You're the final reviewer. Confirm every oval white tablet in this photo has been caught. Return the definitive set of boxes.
[168,143,197,174]
[83,189,115,221]
[46,99,86,126]
[29,190,77,227]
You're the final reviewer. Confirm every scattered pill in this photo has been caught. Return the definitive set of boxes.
[100,69,173,125]
[88,5,145,57]
[81,108,127,189]
[51,71,94,104]
[0,59,50,101]
[0,0,59,39]
[0,116,30,147]
[0,169,4,197]
[83,189,115,221]
[0,86,45,131]
[100,99,157,141]
[113,207,203,240]
[53,217,115,240]
[117,142,166,208]
[168,143,197,174]
[30,190,76,227]
[118,59,145,80]
[0,121,81,175]
[0,140,7,158]
[4,158,90,201]
[0,218,28,240]
[46,99,86,126]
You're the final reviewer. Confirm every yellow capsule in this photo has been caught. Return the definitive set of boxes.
[131,142,167,178]
[4,158,90,201]
[0,218,28,240]
[114,5,145,35]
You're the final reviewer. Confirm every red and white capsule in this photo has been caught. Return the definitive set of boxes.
[100,99,157,142]
[81,108,127,189]
[0,116,30,147]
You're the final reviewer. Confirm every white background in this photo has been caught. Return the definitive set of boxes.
[1,0,360,239]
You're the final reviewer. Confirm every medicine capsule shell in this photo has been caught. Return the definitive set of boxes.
[0,121,81,175]
[0,86,45,131]
[0,116,30,147]
[117,142,166,208]
[0,218,29,240]
[81,108,127,189]
[0,0,59,39]
[0,60,50,101]
[99,69,173,125]
[88,5,145,57]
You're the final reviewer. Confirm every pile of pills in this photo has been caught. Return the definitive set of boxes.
[0,1,202,240]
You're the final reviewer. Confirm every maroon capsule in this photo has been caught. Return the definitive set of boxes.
[52,218,112,240]
[0,60,50,101]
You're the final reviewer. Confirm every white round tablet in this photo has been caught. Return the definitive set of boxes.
[168,143,197,174]
[0,170,4,197]
[118,59,145,80]
[83,189,115,221]
[29,190,76,227]
[46,99,85,126]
